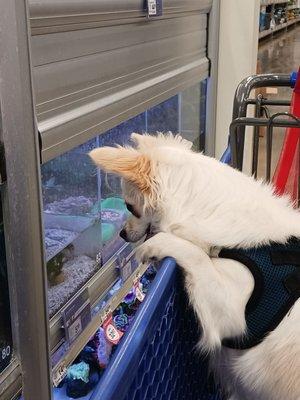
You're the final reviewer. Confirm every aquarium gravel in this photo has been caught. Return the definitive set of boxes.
[45,196,94,216]
[45,228,78,260]
[48,255,97,317]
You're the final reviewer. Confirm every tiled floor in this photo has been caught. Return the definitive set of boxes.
[256,23,300,179]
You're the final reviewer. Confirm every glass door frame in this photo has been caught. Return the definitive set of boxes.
[0,1,51,399]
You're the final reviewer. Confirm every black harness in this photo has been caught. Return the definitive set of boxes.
[219,238,300,350]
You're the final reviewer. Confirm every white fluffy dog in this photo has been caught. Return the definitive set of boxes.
[90,133,300,400]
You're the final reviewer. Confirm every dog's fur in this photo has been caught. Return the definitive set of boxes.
[90,133,300,400]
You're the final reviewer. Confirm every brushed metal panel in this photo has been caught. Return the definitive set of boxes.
[29,0,212,32]
[34,31,206,105]
[28,1,210,162]
[40,58,209,161]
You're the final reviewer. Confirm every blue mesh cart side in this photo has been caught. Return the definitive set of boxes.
[91,258,222,400]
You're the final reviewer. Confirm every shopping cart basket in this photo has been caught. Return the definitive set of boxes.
[222,68,300,205]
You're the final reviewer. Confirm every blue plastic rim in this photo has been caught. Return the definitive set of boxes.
[220,146,231,165]
[290,71,298,88]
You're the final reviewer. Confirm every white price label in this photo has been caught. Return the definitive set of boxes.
[148,0,157,16]
[106,324,121,342]
[103,315,124,345]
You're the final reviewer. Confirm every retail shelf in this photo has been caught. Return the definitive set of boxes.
[49,242,133,351]
[52,259,150,387]
[261,0,288,6]
[287,5,300,10]
[259,16,299,39]
[287,17,299,25]
[0,361,22,400]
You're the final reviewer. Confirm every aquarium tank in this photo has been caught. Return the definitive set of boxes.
[41,82,206,318]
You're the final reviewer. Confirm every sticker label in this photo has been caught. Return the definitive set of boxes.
[62,288,91,346]
[103,315,124,345]
[53,363,67,387]
[147,0,163,17]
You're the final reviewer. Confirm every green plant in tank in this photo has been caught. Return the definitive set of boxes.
[47,252,64,286]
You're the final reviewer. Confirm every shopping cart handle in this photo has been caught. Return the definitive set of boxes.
[290,71,298,88]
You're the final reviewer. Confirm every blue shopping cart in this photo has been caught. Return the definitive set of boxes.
[90,258,222,400]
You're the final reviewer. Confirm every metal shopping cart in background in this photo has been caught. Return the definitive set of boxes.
[222,68,300,206]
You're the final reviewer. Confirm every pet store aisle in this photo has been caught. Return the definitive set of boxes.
[258,24,300,75]
[256,24,300,178]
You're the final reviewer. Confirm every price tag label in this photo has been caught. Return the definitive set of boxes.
[62,289,91,346]
[147,0,163,17]
[68,318,82,343]
[53,363,67,387]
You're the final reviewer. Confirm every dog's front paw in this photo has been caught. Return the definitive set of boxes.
[135,232,172,265]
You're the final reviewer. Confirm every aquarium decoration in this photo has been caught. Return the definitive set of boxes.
[44,193,128,315]
[47,253,65,286]
[48,255,96,317]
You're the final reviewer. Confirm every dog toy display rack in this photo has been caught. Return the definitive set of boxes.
[222,71,300,205]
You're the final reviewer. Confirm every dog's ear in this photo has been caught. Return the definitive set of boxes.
[131,133,157,149]
[131,132,193,151]
[89,146,152,194]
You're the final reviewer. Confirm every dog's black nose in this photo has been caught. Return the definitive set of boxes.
[119,229,128,241]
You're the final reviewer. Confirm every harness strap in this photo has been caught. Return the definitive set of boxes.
[219,243,300,350]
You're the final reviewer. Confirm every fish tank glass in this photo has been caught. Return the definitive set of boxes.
[146,80,207,151]
[41,81,206,318]
[0,195,13,374]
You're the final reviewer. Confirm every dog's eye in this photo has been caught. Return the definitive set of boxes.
[125,203,140,218]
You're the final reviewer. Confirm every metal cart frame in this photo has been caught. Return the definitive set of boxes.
[226,74,300,190]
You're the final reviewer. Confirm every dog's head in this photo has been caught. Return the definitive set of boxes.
[89,133,195,243]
